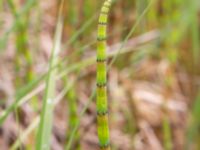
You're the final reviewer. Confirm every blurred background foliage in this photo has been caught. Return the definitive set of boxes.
[0,0,200,149]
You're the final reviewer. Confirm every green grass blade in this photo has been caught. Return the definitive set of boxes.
[162,114,172,150]
[0,75,45,125]
[108,0,153,69]
[11,78,75,150]
[36,1,64,149]
[186,92,200,149]
[190,0,200,65]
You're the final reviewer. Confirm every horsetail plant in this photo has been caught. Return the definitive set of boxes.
[96,0,112,149]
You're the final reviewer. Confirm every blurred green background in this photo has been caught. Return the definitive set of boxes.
[0,0,200,149]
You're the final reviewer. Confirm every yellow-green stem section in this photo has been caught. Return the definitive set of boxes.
[96,0,112,150]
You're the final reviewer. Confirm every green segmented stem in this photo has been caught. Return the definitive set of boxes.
[96,0,112,150]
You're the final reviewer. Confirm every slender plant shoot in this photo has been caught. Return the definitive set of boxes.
[36,1,64,149]
[96,0,112,150]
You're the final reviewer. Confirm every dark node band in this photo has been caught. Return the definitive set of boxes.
[97,110,108,116]
[97,82,106,87]
[97,58,106,62]
[97,36,107,41]
[98,22,107,25]
[99,142,110,149]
